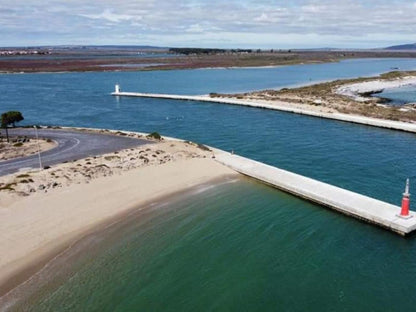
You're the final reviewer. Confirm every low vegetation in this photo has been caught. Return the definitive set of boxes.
[147,132,162,140]
[3,49,416,73]
[0,183,17,191]
[16,174,31,178]
[214,70,416,122]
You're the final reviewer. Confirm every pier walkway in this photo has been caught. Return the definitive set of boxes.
[112,91,416,133]
[214,151,416,235]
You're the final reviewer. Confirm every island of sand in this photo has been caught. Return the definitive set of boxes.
[0,131,238,297]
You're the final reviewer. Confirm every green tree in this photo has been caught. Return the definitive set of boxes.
[1,111,24,143]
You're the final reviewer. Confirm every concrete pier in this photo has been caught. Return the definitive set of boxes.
[112,90,416,133]
[61,126,416,235]
[214,151,416,235]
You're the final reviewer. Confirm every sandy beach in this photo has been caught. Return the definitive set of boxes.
[0,137,238,297]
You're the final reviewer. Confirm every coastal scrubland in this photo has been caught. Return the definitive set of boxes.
[2,48,416,73]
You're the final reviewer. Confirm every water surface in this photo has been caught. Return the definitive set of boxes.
[377,85,416,105]
[9,178,416,311]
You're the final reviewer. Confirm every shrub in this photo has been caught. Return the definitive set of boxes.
[197,143,211,151]
[0,183,16,191]
[147,132,161,140]
[17,174,30,178]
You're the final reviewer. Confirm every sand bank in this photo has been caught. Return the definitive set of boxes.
[0,139,237,296]
[336,76,416,101]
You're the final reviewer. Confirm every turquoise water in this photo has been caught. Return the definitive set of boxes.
[2,58,416,310]
[377,85,416,105]
[10,178,416,311]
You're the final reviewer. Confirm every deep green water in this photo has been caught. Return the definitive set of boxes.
[2,58,416,311]
[9,178,416,311]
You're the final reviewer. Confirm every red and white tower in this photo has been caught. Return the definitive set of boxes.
[399,178,412,218]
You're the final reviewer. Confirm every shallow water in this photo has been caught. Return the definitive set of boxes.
[2,58,416,310]
[377,85,416,105]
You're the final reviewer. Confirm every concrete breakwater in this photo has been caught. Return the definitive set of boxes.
[214,151,416,236]
[112,90,416,133]
[48,127,416,235]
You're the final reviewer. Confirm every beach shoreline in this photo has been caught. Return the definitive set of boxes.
[0,174,241,310]
[0,134,238,301]
[0,174,239,309]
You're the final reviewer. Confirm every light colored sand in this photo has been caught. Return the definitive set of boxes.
[0,140,237,293]
[0,140,213,205]
[336,76,416,101]
[0,138,56,161]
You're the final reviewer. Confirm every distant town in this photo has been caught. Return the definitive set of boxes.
[0,49,51,56]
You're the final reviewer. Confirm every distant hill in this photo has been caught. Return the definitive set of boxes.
[384,43,416,50]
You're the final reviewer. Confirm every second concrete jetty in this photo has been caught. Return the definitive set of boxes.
[112,88,416,133]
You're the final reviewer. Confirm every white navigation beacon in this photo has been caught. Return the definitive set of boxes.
[115,84,121,94]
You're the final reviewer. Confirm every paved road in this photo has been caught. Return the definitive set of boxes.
[0,128,151,176]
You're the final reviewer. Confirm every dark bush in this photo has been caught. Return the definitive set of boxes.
[147,132,162,140]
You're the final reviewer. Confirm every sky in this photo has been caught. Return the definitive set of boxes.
[1,0,416,48]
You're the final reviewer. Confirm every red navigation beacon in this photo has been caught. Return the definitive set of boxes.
[399,178,412,219]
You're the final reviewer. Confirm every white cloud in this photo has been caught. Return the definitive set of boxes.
[0,0,416,48]
[186,24,205,33]
[254,13,270,22]
[80,9,139,23]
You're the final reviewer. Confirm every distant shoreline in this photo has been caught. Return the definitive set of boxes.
[2,50,416,73]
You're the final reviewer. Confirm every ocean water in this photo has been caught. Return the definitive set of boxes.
[2,58,416,310]
[377,85,416,105]
[8,178,416,311]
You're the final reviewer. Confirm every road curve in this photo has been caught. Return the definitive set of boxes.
[0,128,151,176]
